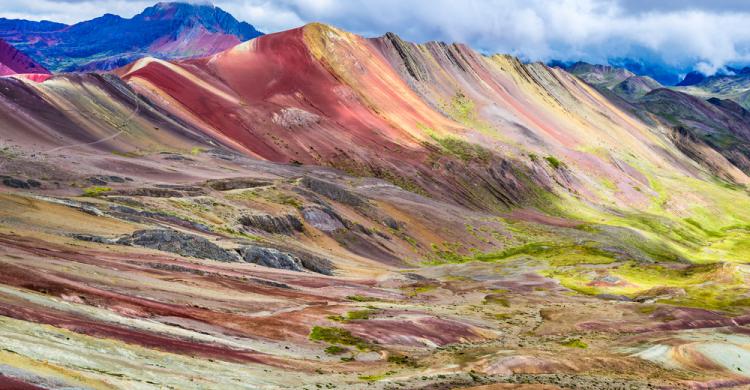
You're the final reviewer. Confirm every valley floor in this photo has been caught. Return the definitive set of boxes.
[1,145,749,390]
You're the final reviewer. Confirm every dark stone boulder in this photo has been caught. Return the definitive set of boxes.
[238,246,306,272]
[117,229,240,262]
[237,245,334,275]
[162,154,194,161]
[383,217,400,230]
[238,213,303,235]
[86,175,126,185]
[206,178,272,191]
[70,233,117,244]
[86,176,108,186]
[595,294,632,302]
[301,176,365,207]
[70,228,335,273]
[2,176,30,189]
[301,206,346,232]
[296,252,334,275]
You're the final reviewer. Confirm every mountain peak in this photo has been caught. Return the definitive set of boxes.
[134,1,262,39]
[139,2,217,20]
[565,61,635,89]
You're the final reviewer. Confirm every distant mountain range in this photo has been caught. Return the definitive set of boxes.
[551,57,750,89]
[563,61,663,101]
[0,2,263,72]
[560,60,750,175]
[674,68,750,110]
[548,57,688,86]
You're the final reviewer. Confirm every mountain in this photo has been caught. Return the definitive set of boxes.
[561,61,662,101]
[551,55,692,86]
[2,21,750,390]
[0,2,263,72]
[637,88,750,176]
[676,70,706,86]
[607,56,687,86]
[564,61,750,177]
[611,75,662,101]
[0,38,48,76]
[564,61,635,88]
[675,71,750,110]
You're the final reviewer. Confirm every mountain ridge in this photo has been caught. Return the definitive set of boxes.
[0,2,263,72]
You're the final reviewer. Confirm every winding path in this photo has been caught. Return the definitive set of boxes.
[43,91,141,154]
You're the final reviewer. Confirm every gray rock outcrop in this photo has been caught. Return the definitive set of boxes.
[118,229,240,262]
[301,206,346,232]
[238,213,303,235]
[238,246,305,272]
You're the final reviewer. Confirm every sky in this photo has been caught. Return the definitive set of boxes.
[2,0,750,76]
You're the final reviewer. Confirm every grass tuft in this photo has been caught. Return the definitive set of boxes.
[309,326,373,351]
[81,186,112,197]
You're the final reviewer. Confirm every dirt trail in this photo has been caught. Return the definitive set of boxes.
[43,92,140,154]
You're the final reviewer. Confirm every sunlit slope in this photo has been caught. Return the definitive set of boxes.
[121,24,750,231]
[0,73,215,155]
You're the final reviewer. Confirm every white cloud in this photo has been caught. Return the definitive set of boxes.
[3,0,750,75]
[224,0,750,74]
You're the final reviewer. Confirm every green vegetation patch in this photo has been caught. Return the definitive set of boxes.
[475,241,617,266]
[0,146,19,159]
[227,188,303,209]
[346,295,383,302]
[424,237,622,266]
[309,326,373,351]
[560,338,588,349]
[402,283,438,297]
[449,92,476,123]
[544,156,564,169]
[358,374,385,382]
[328,309,376,322]
[546,262,750,312]
[81,186,112,197]
[439,91,494,134]
[483,295,510,307]
[429,241,467,263]
[429,134,491,163]
[324,345,348,355]
[387,354,419,367]
[215,226,260,241]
